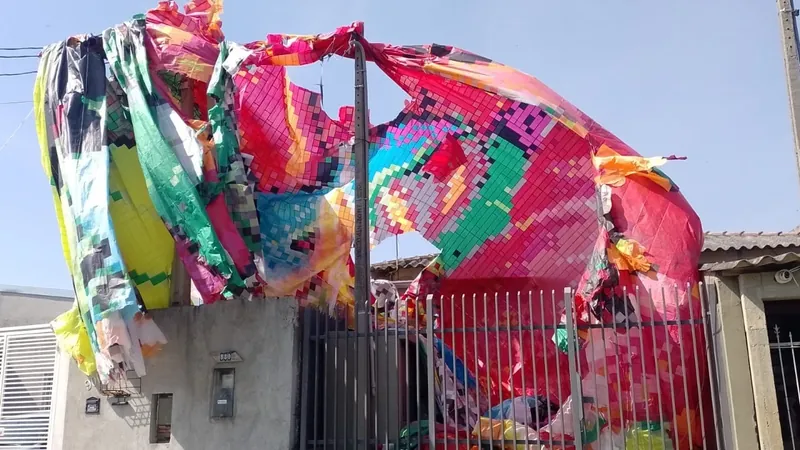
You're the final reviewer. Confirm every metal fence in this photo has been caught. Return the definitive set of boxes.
[298,283,723,449]
[771,326,800,448]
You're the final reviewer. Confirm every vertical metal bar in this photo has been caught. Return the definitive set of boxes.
[612,290,627,449]
[443,294,451,450]
[673,285,693,450]
[551,290,568,445]
[333,308,340,449]
[564,287,583,449]
[383,302,389,449]
[300,308,312,450]
[686,283,707,450]
[323,311,330,450]
[395,299,401,447]
[472,293,482,447]
[635,286,653,450]
[313,310,321,450]
[426,295,436,450]
[348,311,355,450]
[482,293,495,449]
[494,293,506,450]
[404,296,411,444]
[660,287,679,450]
[539,290,553,448]
[699,283,724,450]
[587,302,602,450]
[505,291,518,449]
[451,294,460,449]
[372,304,378,450]
[461,294,471,450]
[648,290,666,450]
[598,298,612,450]
[775,326,797,450]
[517,291,530,449]
[623,287,640,450]
[415,295,422,448]
[791,332,800,448]
[352,38,371,450]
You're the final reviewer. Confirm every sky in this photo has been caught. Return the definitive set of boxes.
[0,0,798,290]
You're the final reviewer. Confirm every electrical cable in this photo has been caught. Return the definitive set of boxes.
[0,71,37,77]
[0,46,43,51]
[0,100,33,105]
[0,107,35,153]
[0,55,39,59]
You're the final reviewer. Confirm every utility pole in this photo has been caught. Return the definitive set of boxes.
[352,36,372,450]
[778,0,800,189]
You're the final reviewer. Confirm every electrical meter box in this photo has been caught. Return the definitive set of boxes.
[210,368,235,419]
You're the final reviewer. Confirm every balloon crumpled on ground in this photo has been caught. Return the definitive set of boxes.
[34,0,705,447]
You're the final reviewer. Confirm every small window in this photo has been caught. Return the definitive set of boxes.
[211,368,235,419]
[150,393,173,444]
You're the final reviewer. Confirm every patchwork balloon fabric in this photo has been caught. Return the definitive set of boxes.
[35,0,704,447]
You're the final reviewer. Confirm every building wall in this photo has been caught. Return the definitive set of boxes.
[707,269,800,450]
[0,285,72,328]
[54,296,300,450]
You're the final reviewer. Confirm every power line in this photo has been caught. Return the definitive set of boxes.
[0,100,33,105]
[0,46,42,51]
[0,71,37,77]
[0,107,34,153]
[0,55,38,59]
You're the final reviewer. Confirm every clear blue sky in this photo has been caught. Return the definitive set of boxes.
[1,0,798,290]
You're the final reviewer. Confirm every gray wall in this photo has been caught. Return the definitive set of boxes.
[55,296,300,450]
[0,285,73,328]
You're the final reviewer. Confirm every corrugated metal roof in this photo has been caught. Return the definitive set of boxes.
[371,253,439,271]
[373,231,800,274]
[702,231,800,252]
[700,251,800,272]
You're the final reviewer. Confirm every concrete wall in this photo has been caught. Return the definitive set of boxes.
[0,285,72,328]
[705,274,758,450]
[707,270,800,450]
[54,296,300,450]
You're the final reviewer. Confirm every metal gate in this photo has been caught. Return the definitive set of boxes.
[298,283,723,449]
[0,325,59,449]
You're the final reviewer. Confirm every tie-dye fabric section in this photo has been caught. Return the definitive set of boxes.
[207,41,263,261]
[34,44,98,376]
[106,74,175,311]
[144,4,264,300]
[104,20,245,303]
[36,39,163,382]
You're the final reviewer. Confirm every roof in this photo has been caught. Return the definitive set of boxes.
[0,284,74,300]
[372,231,800,274]
[702,231,800,252]
[371,253,439,271]
[700,231,800,272]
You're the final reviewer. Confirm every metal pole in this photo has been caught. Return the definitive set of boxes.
[352,37,372,450]
[778,0,800,189]
[564,287,584,449]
